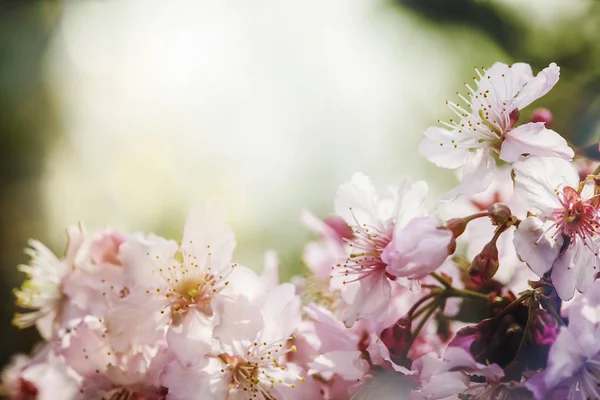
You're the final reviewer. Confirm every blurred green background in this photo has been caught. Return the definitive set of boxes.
[1,0,600,371]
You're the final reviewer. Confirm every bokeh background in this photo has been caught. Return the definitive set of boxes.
[1,0,600,373]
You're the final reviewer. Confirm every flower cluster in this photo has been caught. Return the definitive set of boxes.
[4,61,600,399]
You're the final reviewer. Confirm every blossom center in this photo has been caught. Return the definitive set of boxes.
[336,209,393,283]
[553,186,600,243]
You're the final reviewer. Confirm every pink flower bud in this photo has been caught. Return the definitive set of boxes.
[324,216,354,241]
[468,241,499,284]
[90,230,128,266]
[529,108,553,128]
[488,203,512,226]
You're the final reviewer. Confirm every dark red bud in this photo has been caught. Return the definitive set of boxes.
[447,218,468,238]
[380,317,412,359]
[468,241,499,284]
[530,108,553,128]
[488,203,512,226]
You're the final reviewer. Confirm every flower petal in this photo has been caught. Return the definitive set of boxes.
[500,123,573,163]
[513,62,560,110]
[419,126,472,169]
[513,156,578,215]
[513,217,561,277]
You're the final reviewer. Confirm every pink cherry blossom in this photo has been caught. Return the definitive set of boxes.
[332,173,452,326]
[161,283,310,400]
[105,199,262,356]
[420,62,572,198]
[513,156,600,300]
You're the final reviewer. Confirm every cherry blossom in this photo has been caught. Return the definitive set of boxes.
[420,62,573,197]
[333,173,453,326]
[513,156,600,300]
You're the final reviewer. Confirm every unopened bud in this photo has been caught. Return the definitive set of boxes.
[530,108,553,128]
[380,317,412,359]
[488,203,512,226]
[530,309,558,347]
[468,241,499,284]
[324,216,354,241]
[447,218,468,238]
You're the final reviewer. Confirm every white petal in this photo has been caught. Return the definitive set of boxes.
[513,63,560,110]
[334,173,379,226]
[342,271,391,327]
[543,327,586,390]
[500,123,573,163]
[478,62,533,104]
[512,156,578,215]
[394,180,429,231]
[119,235,178,287]
[552,242,597,301]
[167,309,214,366]
[260,283,302,344]
[513,217,561,277]
[161,360,226,400]
[419,126,472,169]
[443,148,495,200]
[308,350,369,380]
[182,198,236,270]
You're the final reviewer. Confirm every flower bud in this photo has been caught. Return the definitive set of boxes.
[324,216,354,241]
[468,241,499,284]
[446,218,468,238]
[488,203,512,226]
[530,108,553,128]
[530,309,558,347]
[380,316,412,360]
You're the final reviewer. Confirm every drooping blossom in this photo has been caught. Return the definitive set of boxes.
[13,225,85,339]
[161,283,314,400]
[420,62,573,197]
[106,199,262,358]
[333,173,453,326]
[513,156,600,300]
[526,280,600,400]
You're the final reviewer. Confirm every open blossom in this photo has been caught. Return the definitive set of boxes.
[333,173,453,326]
[513,156,600,300]
[420,62,573,197]
[106,199,262,358]
[13,225,85,339]
[527,280,600,400]
[59,317,169,399]
[162,283,312,400]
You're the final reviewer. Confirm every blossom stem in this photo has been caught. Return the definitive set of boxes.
[404,301,440,358]
[540,297,565,326]
[444,287,490,302]
[412,299,437,319]
[408,292,440,318]
[430,272,451,289]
